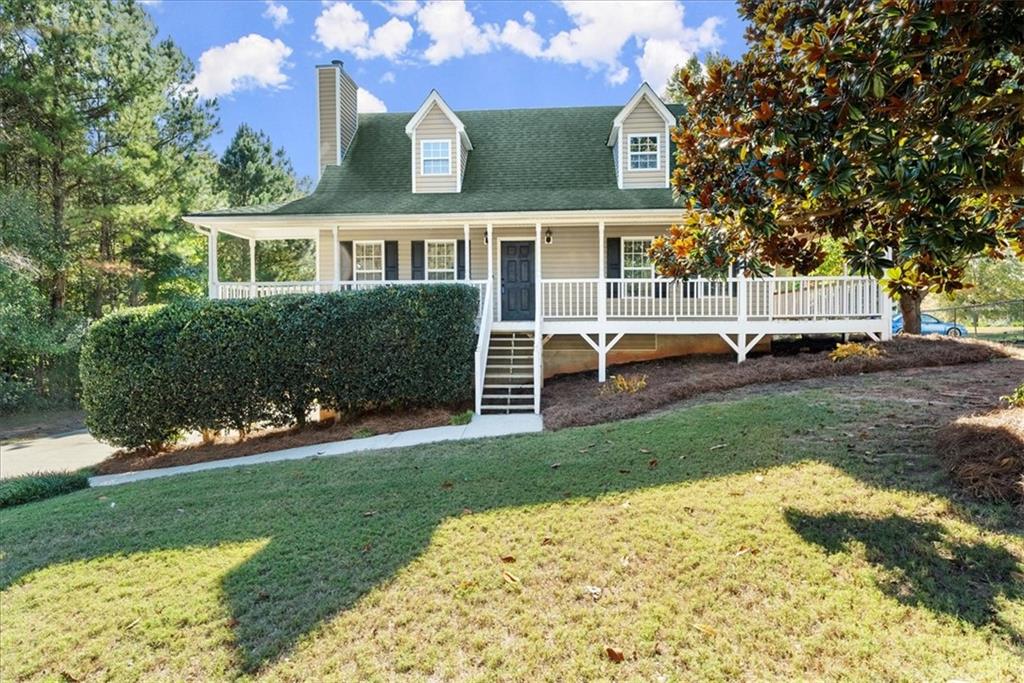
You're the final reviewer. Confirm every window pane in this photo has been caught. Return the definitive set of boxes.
[629,135,659,170]
[427,241,456,279]
[354,243,383,281]
[622,239,653,279]
[422,141,450,175]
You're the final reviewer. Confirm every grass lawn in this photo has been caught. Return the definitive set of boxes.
[2,374,1023,680]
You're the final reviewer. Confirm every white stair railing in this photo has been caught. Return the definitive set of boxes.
[474,281,494,414]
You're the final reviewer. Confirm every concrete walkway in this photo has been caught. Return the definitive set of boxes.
[1,430,116,479]
[89,413,543,488]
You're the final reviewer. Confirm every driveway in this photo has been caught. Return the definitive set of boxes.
[1,413,115,478]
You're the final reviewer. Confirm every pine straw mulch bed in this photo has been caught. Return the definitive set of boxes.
[542,336,1019,431]
[93,406,463,475]
[938,406,1023,506]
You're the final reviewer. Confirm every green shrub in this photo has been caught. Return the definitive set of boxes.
[79,285,478,450]
[0,470,90,508]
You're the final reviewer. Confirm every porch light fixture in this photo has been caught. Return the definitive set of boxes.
[544,228,553,244]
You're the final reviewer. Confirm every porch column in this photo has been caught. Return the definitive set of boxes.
[208,227,219,299]
[880,248,893,340]
[332,226,340,291]
[248,238,257,298]
[736,268,748,363]
[486,223,494,283]
[597,220,606,325]
[534,222,542,323]
[463,223,471,280]
[534,221,543,414]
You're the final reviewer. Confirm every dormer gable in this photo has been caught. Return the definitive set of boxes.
[607,83,675,190]
[405,90,473,193]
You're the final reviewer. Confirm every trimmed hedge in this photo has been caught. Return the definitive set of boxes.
[0,470,91,508]
[80,285,478,450]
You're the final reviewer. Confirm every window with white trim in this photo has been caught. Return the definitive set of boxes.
[628,134,659,171]
[421,140,451,176]
[622,238,654,279]
[354,241,383,281]
[426,240,456,281]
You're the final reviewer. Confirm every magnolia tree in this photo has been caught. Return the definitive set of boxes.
[651,0,1024,333]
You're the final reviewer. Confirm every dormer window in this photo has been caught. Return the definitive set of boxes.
[421,139,451,176]
[628,134,660,171]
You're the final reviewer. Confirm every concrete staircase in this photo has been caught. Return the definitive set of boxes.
[479,332,537,413]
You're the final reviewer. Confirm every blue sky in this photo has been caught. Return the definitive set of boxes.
[145,1,748,180]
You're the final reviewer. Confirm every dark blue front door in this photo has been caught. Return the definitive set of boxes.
[501,241,534,321]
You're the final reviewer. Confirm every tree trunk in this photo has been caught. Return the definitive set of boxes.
[898,289,926,335]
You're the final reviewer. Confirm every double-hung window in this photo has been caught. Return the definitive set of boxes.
[426,240,457,280]
[622,238,655,297]
[628,134,659,171]
[622,238,654,279]
[421,140,451,176]
[354,241,384,281]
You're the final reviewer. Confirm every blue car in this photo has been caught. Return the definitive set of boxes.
[892,313,968,336]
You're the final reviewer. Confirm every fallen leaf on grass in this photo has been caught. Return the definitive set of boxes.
[441,480,454,489]
[502,570,520,584]
[583,585,602,601]
[693,623,717,637]
[639,448,651,454]
[605,647,625,663]
[362,510,377,517]
[461,508,473,515]
[618,469,631,474]
[361,542,373,553]
[500,555,516,564]
[541,537,554,546]
[653,641,665,656]
[550,463,561,469]
[648,458,658,470]
[754,475,764,483]
[709,444,727,450]
[734,546,760,557]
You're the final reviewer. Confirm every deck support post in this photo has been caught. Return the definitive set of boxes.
[598,332,607,382]
[332,226,340,291]
[463,223,471,281]
[248,238,256,298]
[208,227,219,299]
[737,332,748,363]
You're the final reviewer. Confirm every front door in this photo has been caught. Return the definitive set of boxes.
[501,241,534,321]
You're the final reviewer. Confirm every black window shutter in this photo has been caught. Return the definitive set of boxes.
[411,241,425,280]
[456,239,467,280]
[384,241,399,280]
[606,237,621,298]
[339,241,354,281]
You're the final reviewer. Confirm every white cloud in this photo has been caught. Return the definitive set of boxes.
[496,11,544,59]
[263,0,291,29]
[376,0,419,16]
[380,71,396,84]
[314,2,413,60]
[192,34,292,98]
[541,1,723,85]
[357,87,388,113]
[416,0,496,65]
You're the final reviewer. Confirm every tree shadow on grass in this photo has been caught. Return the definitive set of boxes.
[1,393,1021,674]
[785,509,1024,644]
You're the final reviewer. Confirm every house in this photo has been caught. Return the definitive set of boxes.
[184,61,892,415]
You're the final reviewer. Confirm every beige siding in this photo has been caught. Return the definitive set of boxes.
[317,67,339,171]
[413,104,458,193]
[317,230,335,282]
[320,228,470,281]
[337,70,358,159]
[459,136,469,185]
[620,98,668,189]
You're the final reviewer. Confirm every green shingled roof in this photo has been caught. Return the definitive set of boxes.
[190,104,685,218]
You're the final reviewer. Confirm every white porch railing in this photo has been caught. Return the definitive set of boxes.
[474,281,494,414]
[542,275,883,322]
